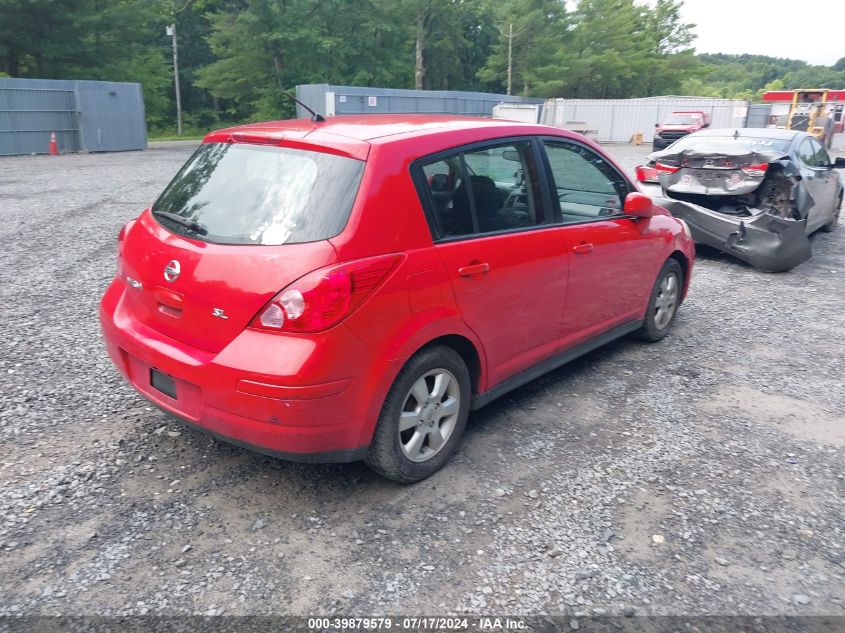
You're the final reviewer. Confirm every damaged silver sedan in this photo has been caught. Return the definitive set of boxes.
[637,128,844,272]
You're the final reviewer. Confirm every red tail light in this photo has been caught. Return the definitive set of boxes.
[117,219,135,249]
[635,165,658,183]
[252,254,404,333]
[117,220,135,276]
[741,163,769,177]
[655,162,680,175]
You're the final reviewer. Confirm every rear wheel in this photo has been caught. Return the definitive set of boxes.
[638,259,683,342]
[365,346,470,483]
[820,192,841,233]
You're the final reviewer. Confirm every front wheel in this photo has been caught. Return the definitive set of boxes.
[638,259,683,342]
[365,346,471,483]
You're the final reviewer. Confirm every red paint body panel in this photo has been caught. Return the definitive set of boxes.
[100,115,695,462]
[433,228,569,387]
[561,217,667,343]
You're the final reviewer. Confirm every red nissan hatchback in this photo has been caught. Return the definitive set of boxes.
[100,115,694,482]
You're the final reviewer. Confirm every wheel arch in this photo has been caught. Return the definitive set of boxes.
[668,250,691,301]
[417,334,483,397]
[356,329,487,450]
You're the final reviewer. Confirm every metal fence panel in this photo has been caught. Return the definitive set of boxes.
[76,81,147,152]
[296,84,544,119]
[541,97,751,142]
[0,77,146,156]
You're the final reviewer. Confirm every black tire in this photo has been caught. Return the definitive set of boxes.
[365,345,471,483]
[820,192,841,233]
[638,258,684,342]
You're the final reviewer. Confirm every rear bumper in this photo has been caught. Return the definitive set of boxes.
[653,197,811,273]
[100,279,396,462]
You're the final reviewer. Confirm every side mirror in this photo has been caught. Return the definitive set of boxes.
[624,192,654,218]
[702,122,710,128]
[833,157,845,169]
[654,122,659,128]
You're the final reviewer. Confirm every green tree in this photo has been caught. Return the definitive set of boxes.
[477,0,568,96]
[640,0,696,95]
[781,66,845,89]
[194,0,311,121]
[554,0,650,98]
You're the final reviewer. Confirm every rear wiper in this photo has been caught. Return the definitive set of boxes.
[153,210,208,236]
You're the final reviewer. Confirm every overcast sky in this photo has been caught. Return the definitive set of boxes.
[679,0,845,66]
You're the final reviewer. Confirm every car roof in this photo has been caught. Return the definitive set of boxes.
[691,127,802,141]
[215,114,543,142]
[205,114,577,160]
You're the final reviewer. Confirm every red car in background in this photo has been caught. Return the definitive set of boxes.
[652,111,711,151]
[100,115,695,482]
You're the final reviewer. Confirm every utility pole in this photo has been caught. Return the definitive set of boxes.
[507,22,513,96]
[166,24,183,136]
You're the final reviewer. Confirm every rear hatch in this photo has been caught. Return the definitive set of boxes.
[119,141,366,353]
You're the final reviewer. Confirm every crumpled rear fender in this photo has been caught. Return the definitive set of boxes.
[653,197,811,273]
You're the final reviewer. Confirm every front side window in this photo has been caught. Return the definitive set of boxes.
[808,138,831,167]
[797,139,817,166]
[664,113,701,125]
[153,143,364,245]
[544,141,629,223]
[417,141,544,239]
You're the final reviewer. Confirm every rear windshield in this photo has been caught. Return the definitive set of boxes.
[664,114,701,125]
[667,135,791,154]
[152,143,364,245]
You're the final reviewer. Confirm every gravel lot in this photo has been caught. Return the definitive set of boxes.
[0,139,843,618]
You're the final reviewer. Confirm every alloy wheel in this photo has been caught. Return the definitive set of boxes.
[398,369,460,463]
[654,272,679,330]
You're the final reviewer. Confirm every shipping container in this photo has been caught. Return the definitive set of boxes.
[295,84,543,119]
[491,103,541,123]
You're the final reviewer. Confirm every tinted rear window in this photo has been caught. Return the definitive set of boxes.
[667,135,791,154]
[153,143,364,245]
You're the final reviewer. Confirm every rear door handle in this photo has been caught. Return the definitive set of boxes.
[573,242,594,255]
[458,262,490,277]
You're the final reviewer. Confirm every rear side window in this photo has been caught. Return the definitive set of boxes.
[416,141,544,239]
[153,143,364,245]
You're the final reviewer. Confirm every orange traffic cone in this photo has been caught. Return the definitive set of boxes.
[48,132,58,156]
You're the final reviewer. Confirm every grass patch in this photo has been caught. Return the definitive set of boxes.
[148,133,206,142]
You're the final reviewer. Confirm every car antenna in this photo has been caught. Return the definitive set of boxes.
[283,91,326,123]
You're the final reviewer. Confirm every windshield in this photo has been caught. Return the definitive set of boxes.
[665,135,791,155]
[153,143,364,245]
[664,114,701,125]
